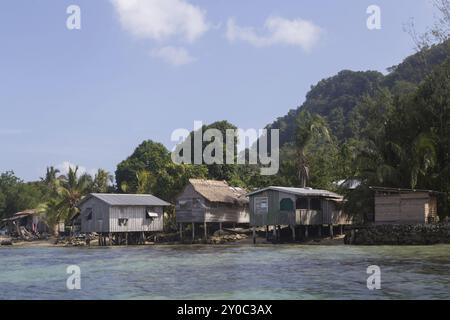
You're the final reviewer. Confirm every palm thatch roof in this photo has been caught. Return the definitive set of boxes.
[188,179,248,205]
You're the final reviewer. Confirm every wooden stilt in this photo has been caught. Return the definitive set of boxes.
[252,226,256,244]
[291,225,296,241]
[273,225,277,241]
[265,225,269,240]
[277,225,281,241]
[219,222,223,231]
[179,223,183,241]
[192,222,195,241]
[125,232,129,246]
[204,222,207,240]
[305,225,309,238]
[340,225,344,235]
[318,225,322,237]
[329,224,334,239]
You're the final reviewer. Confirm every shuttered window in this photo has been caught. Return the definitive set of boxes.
[255,197,268,214]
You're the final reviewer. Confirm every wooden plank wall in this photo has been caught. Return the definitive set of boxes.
[175,184,206,223]
[375,192,430,224]
[250,191,349,226]
[79,197,110,233]
[109,206,164,232]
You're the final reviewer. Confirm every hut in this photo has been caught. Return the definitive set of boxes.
[0,209,51,239]
[175,179,249,240]
[77,193,171,245]
[247,186,351,242]
[370,187,440,224]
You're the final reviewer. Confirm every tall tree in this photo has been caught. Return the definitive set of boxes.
[295,111,330,188]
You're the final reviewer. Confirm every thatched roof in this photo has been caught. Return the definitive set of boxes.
[189,179,248,205]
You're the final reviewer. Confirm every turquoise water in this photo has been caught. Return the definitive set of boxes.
[0,245,449,300]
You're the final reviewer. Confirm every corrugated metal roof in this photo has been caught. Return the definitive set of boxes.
[369,186,443,195]
[79,193,172,207]
[247,186,343,199]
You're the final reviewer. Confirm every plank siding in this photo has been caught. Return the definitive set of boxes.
[79,197,164,233]
[79,197,110,233]
[250,190,349,227]
[374,192,436,224]
[109,206,163,232]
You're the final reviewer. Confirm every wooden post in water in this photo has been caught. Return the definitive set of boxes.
[252,226,256,244]
[192,222,195,241]
[318,225,322,237]
[179,223,183,241]
[329,224,334,239]
[204,222,207,240]
[291,225,296,241]
[265,225,269,240]
[125,232,129,246]
[304,225,309,239]
[109,233,112,246]
[219,222,223,231]
[340,225,344,235]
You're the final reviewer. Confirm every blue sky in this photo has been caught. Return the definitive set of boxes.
[0,0,437,181]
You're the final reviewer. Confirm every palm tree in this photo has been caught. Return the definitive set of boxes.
[41,166,61,194]
[92,169,113,193]
[54,166,92,225]
[136,169,154,194]
[295,111,330,187]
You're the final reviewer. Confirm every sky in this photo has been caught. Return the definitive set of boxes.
[0,0,438,181]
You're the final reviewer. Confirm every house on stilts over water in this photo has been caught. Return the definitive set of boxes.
[76,193,171,245]
[175,179,249,241]
[247,186,352,243]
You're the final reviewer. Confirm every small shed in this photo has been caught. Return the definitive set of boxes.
[0,210,49,237]
[175,179,249,240]
[77,193,171,245]
[247,186,351,241]
[370,187,440,224]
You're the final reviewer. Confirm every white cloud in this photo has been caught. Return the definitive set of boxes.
[56,161,97,177]
[151,46,195,66]
[226,16,322,51]
[111,0,209,43]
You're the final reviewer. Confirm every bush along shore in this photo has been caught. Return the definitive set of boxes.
[344,223,450,245]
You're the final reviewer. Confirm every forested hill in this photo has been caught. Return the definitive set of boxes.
[267,40,450,145]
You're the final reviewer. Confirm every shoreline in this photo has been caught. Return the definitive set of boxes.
[1,235,347,248]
